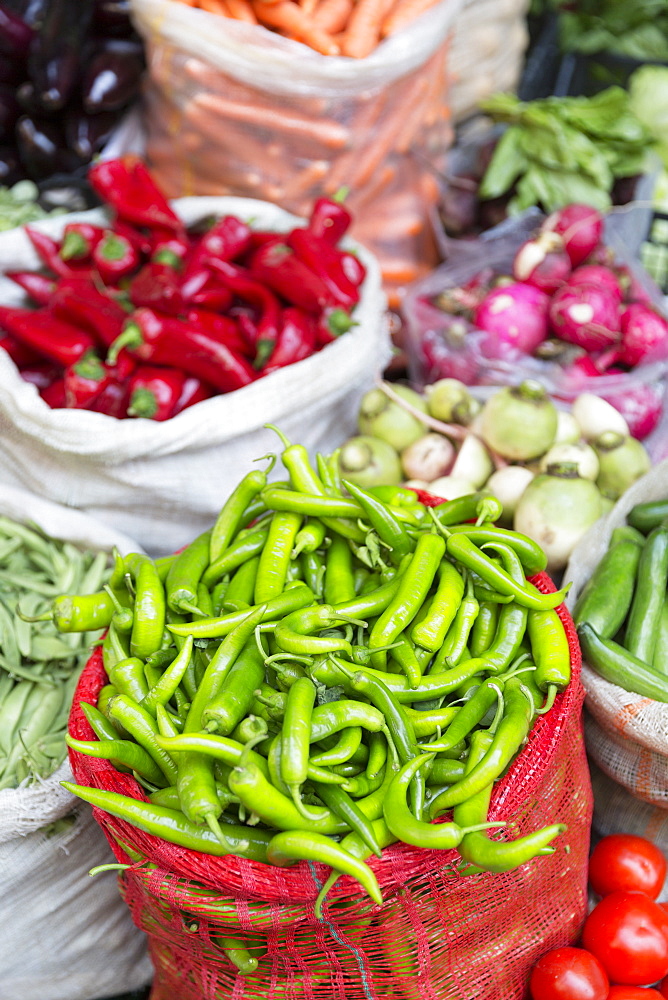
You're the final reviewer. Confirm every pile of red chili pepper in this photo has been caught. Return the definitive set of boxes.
[56,432,572,917]
[0,156,365,420]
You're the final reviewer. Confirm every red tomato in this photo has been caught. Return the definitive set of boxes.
[607,988,664,999]
[529,947,609,1000]
[582,890,668,986]
[589,835,667,900]
[660,977,668,999]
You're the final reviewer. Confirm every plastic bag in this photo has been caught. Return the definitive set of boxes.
[69,573,592,1000]
[565,459,668,810]
[131,0,462,304]
[401,206,668,456]
[0,195,390,557]
[0,485,151,1000]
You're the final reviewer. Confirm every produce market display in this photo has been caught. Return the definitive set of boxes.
[0,1,667,998]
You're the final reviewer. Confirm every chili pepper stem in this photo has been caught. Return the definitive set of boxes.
[487,685,505,735]
[264,424,292,450]
[535,683,558,715]
[89,863,132,876]
[204,812,233,850]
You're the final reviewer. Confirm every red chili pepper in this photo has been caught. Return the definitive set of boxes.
[112,218,153,257]
[341,251,366,287]
[59,222,106,263]
[129,262,184,316]
[51,277,129,348]
[182,215,252,286]
[40,377,67,409]
[108,308,257,394]
[172,375,215,415]
[248,241,332,314]
[93,230,140,284]
[87,156,184,234]
[89,378,129,418]
[184,307,251,358]
[315,308,357,347]
[151,229,192,268]
[63,350,112,408]
[24,226,78,279]
[307,197,352,244]
[287,228,360,312]
[262,307,317,374]
[0,330,41,367]
[18,361,60,389]
[6,271,57,307]
[126,365,187,421]
[179,272,234,312]
[206,258,280,364]
[0,305,96,367]
[229,306,258,353]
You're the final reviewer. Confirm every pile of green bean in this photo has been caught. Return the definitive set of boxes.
[0,516,111,790]
[575,498,668,701]
[62,427,572,916]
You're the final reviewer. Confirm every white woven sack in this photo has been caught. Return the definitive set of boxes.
[0,485,151,1000]
[565,459,668,808]
[0,197,391,557]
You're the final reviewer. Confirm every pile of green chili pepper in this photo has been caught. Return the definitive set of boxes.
[0,516,112,789]
[575,498,668,702]
[61,427,572,921]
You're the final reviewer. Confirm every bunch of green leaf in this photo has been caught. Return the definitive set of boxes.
[478,87,654,214]
[629,66,668,168]
[0,180,64,233]
[551,0,668,61]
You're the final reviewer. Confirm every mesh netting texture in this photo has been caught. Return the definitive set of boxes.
[68,572,592,1000]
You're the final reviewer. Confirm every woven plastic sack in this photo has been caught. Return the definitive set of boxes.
[131,0,462,304]
[0,196,389,558]
[0,484,152,1000]
[401,205,668,458]
[68,573,592,1000]
[565,459,668,809]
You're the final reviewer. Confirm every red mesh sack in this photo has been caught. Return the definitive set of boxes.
[68,572,592,1000]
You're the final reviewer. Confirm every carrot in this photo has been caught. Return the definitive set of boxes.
[280,158,329,201]
[311,0,354,33]
[347,76,428,189]
[381,0,444,37]
[199,0,229,12]
[299,0,319,16]
[339,0,385,58]
[191,91,350,149]
[252,1,341,54]
[225,0,258,21]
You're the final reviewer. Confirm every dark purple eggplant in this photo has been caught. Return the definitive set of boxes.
[16,80,41,114]
[0,82,20,139]
[0,4,33,57]
[92,0,135,37]
[0,53,25,85]
[0,143,22,185]
[15,114,82,179]
[81,38,144,113]
[3,0,50,28]
[27,0,95,111]
[65,107,118,160]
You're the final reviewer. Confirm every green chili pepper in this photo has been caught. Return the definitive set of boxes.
[311,726,363,767]
[21,589,115,633]
[280,675,317,817]
[267,829,382,906]
[410,560,465,653]
[202,640,266,735]
[300,551,325,599]
[80,701,122,743]
[387,632,423,689]
[342,480,412,561]
[323,535,356,607]
[254,511,303,604]
[168,585,314,639]
[65,734,166,786]
[469,601,500,658]
[573,539,642,639]
[527,608,570,695]
[218,937,259,975]
[165,531,212,616]
[203,523,271,588]
[108,656,150,704]
[314,817,396,917]
[292,518,327,558]
[61,782,272,862]
[431,493,503,527]
[311,782,382,857]
[429,677,503,752]
[128,557,166,661]
[624,522,668,665]
[368,532,446,669]
[210,468,268,564]
[453,729,565,872]
[141,635,195,715]
[274,604,356,658]
[438,524,547,575]
[261,487,362,519]
[431,578,480,673]
[313,654,488,704]
[108,693,178,786]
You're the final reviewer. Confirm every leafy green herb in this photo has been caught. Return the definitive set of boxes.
[549,0,668,62]
[478,88,655,214]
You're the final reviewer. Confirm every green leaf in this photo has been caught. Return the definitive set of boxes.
[478,127,527,200]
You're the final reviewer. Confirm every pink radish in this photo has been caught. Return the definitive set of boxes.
[602,380,664,439]
[618,303,668,367]
[512,233,571,294]
[541,204,604,267]
[473,281,549,356]
[549,282,621,352]
[568,264,623,302]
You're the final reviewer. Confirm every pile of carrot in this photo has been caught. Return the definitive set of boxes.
[172,0,447,56]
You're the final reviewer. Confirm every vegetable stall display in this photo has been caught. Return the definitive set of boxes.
[0,156,365,420]
[61,432,591,999]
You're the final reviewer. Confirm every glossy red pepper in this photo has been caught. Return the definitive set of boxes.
[87,156,184,234]
[206,258,280,364]
[51,276,129,348]
[249,240,332,314]
[182,215,252,289]
[0,330,41,367]
[315,308,357,347]
[287,228,360,311]
[129,262,184,315]
[63,349,111,408]
[24,226,79,279]
[6,271,56,306]
[59,222,106,263]
[0,305,96,366]
[172,375,214,415]
[179,274,234,312]
[112,218,153,257]
[40,377,67,409]
[126,365,187,421]
[262,307,317,374]
[18,361,60,389]
[90,378,129,418]
[108,307,257,394]
[307,196,352,244]
[150,229,192,268]
[341,252,366,287]
[93,230,140,284]
[184,307,251,358]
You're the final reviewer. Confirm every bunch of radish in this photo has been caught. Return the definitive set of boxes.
[417,204,668,440]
